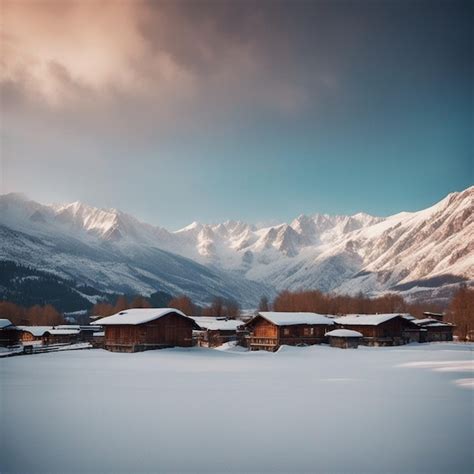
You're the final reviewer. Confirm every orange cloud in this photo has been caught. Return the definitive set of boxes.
[1,1,196,105]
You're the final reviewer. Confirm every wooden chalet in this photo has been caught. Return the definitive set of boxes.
[334,314,419,346]
[325,329,363,349]
[244,312,335,352]
[17,326,52,343]
[0,319,20,346]
[42,328,80,345]
[412,318,454,342]
[17,325,83,345]
[53,325,102,342]
[95,308,199,353]
[191,317,241,348]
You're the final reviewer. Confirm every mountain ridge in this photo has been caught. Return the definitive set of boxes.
[0,186,472,307]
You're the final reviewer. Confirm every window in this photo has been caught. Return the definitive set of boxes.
[283,328,290,336]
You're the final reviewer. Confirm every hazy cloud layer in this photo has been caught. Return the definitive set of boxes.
[1,1,471,228]
[2,1,331,116]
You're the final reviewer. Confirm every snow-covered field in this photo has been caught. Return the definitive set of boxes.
[1,343,473,473]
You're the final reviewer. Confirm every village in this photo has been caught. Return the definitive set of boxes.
[0,307,456,356]
[1,308,471,474]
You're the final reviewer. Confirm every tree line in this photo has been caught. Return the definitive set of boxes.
[1,286,472,340]
[0,301,64,326]
[264,290,437,317]
[91,295,241,318]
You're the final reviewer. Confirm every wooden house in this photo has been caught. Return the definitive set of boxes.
[412,318,454,342]
[17,326,52,343]
[244,312,335,352]
[42,328,80,345]
[95,308,199,353]
[191,317,241,347]
[325,329,363,349]
[400,314,425,343]
[334,314,419,346]
[53,324,102,342]
[0,319,20,346]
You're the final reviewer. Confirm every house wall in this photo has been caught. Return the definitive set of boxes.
[278,324,327,339]
[253,319,278,338]
[0,329,20,347]
[43,334,79,345]
[403,329,421,343]
[20,332,42,342]
[329,336,360,349]
[425,326,453,342]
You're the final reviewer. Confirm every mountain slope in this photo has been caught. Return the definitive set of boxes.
[164,187,473,302]
[0,194,272,308]
[0,187,472,308]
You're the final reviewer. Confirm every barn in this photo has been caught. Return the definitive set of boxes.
[325,329,363,349]
[244,312,334,351]
[0,319,20,347]
[94,308,199,353]
[334,314,419,346]
[191,317,241,347]
[412,318,454,342]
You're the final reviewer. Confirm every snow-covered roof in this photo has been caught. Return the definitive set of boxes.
[190,317,241,331]
[412,318,453,327]
[47,329,80,336]
[0,319,14,329]
[94,308,188,326]
[17,326,53,337]
[423,312,444,317]
[335,313,407,326]
[256,312,335,326]
[325,329,363,338]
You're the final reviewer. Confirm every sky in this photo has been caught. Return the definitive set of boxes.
[1,0,472,230]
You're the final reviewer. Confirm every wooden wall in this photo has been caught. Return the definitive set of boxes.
[20,332,42,342]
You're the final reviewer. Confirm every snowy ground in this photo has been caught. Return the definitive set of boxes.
[1,343,473,473]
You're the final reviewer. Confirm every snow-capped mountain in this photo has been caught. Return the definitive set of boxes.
[0,186,472,307]
[0,193,272,307]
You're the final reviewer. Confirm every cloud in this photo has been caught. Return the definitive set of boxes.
[1,1,191,104]
[0,0,309,115]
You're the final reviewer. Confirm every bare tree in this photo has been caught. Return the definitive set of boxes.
[130,295,152,308]
[447,285,474,341]
[113,295,129,313]
[169,295,196,315]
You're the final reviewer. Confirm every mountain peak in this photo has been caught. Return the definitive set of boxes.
[0,187,472,305]
[176,221,202,233]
